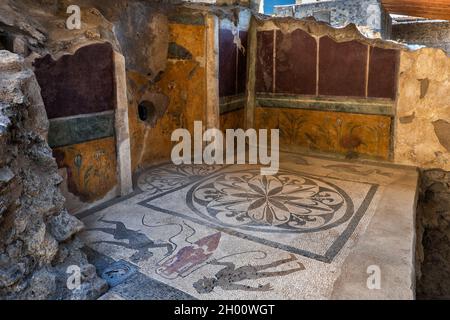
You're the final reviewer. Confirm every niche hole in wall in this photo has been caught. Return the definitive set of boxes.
[0,32,9,50]
[138,100,157,124]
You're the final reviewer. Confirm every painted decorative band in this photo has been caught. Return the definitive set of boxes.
[48,112,115,148]
[256,95,394,116]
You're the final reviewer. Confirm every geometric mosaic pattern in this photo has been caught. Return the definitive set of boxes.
[80,155,412,299]
[139,165,378,262]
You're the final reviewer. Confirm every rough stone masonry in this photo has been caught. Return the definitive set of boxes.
[0,51,107,299]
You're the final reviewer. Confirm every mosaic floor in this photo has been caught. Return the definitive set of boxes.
[78,153,418,300]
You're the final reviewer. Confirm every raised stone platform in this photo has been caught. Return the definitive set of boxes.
[78,153,418,300]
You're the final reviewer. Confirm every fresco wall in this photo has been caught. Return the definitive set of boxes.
[255,107,392,159]
[31,7,250,211]
[255,29,398,100]
[128,12,207,172]
[34,43,119,211]
[251,20,399,160]
[219,12,250,131]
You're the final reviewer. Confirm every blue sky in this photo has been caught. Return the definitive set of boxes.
[264,0,295,15]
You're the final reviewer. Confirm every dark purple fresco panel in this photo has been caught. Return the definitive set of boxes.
[318,37,367,97]
[33,43,115,119]
[255,30,274,93]
[237,30,248,95]
[368,46,399,99]
[275,29,317,95]
[219,28,237,97]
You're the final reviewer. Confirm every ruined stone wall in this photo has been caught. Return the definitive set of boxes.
[394,49,450,299]
[275,0,391,38]
[392,21,450,55]
[394,49,450,171]
[0,51,106,299]
[416,170,450,299]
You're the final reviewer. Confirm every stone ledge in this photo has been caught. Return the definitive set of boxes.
[219,94,246,114]
[331,165,418,299]
[256,93,395,116]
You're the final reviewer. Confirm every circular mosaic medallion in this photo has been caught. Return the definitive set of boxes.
[187,170,354,233]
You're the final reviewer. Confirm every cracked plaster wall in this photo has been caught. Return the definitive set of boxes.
[395,48,450,171]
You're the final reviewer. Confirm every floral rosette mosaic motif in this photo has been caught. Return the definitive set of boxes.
[189,170,353,233]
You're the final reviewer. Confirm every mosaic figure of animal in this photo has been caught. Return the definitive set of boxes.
[88,218,174,263]
[192,254,305,293]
